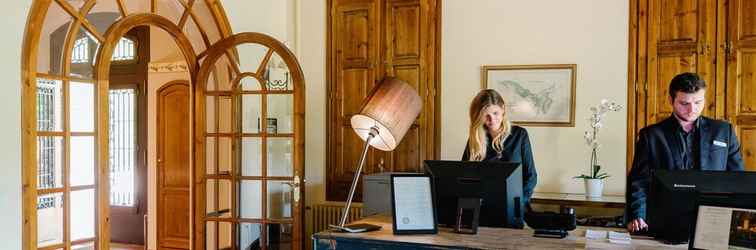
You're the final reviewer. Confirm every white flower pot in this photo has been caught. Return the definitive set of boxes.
[584,178,604,198]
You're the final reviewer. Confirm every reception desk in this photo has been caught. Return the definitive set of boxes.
[312,215,687,249]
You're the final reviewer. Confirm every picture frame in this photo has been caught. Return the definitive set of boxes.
[390,174,438,235]
[481,64,577,127]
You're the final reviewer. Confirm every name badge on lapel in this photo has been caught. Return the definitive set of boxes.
[713,140,728,148]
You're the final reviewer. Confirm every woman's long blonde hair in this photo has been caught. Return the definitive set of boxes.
[467,89,511,161]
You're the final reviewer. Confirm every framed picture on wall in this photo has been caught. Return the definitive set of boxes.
[481,64,577,127]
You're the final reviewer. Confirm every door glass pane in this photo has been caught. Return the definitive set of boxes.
[267,181,293,219]
[109,89,136,206]
[37,136,64,189]
[125,0,150,14]
[213,55,236,91]
[36,78,63,132]
[71,241,95,250]
[191,0,222,44]
[87,0,121,35]
[38,2,72,76]
[69,28,100,79]
[267,94,293,134]
[206,95,216,133]
[71,189,95,241]
[241,76,262,91]
[206,221,216,250]
[218,96,232,133]
[206,136,216,175]
[241,137,262,176]
[183,17,207,56]
[219,222,233,250]
[65,0,86,10]
[70,82,95,132]
[267,138,293,177]
[267,223,293,249]
[234,44,268,74]
[206,179,232,218]
[239,223,262,250]
[240,180,262,219]
[218,137,232,175]
[206,222,233,250]
[156,0,185,25]
[37,193,63,248]
[241,95,262,133]
[70,136,95,186]
[265,52,292,91]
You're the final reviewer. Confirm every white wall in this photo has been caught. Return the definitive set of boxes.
[0,2,31,249]
[441,0,629,195]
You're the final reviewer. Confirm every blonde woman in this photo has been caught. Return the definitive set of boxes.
[462,89,538,207]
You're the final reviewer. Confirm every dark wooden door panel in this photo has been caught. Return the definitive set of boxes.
[727,0,756,171]
[327,0,438,201]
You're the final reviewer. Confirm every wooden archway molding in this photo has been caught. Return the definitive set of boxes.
[92,13,199,248]
[192,32,306,250]
[20,3,202,248]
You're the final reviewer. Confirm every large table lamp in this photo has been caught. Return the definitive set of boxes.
[329,77,422,232]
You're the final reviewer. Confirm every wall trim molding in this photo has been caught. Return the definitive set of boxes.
[148,61,189,73]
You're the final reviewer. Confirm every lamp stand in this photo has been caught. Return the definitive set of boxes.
[329,127,382,233]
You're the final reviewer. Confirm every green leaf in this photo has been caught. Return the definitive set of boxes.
[595,173,610,179]
[592,165,602,178]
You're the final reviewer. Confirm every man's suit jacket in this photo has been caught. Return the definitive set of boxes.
[626,116,744,220]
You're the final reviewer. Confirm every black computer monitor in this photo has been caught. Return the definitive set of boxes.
[423,160,524,229]
[647,169,756,243]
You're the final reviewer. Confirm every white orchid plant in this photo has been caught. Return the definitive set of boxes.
[575,99,623,180]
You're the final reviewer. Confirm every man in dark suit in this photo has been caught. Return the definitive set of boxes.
[626,72,744,233]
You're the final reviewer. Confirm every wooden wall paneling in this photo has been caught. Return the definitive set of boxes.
[627,0,639,172]
[628,0,756,173]
[327,0,380,202]
[385,0,424,173]
[715,0,727,119]
[326,0,439,202]
[726,0,756,171]
[645,0,715,125]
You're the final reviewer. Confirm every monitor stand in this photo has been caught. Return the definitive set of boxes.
[455,197,482,234]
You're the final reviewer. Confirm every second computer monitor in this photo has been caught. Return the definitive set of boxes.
[424,160,523,229]
[647,169,756,243]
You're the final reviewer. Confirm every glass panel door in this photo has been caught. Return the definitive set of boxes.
[198,33,303,250]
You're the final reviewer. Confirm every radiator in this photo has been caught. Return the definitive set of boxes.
[310,203,363,233]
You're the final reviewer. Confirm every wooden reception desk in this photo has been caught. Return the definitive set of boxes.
[312,215,687,249]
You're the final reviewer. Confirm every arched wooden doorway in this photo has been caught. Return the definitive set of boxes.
[21,1,234,249]
[194,32,305,250]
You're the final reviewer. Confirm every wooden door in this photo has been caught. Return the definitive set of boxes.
[157,82,191,250]
[726,0,756,171]
[328,0,382,202]
[645,0,717,126]
[326,0,440,202]
[382,0,437,174]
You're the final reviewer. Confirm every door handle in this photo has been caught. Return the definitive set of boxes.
[281,176,301,203]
